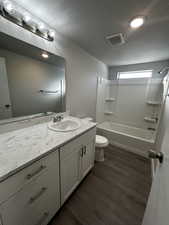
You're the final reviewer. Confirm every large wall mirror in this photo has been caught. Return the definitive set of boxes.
[0,32,66,122]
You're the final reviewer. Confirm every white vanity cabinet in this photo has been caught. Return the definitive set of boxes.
[0,150,60,225]
[0,126,96,225]
[60,128,96,205]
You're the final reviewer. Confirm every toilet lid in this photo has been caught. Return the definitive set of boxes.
[95,135,109,147]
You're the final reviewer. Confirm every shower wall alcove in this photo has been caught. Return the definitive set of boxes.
[96,61,169,157]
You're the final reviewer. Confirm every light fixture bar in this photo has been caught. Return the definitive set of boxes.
[0,0,55,42]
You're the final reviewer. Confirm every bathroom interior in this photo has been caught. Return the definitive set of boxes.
[0,0,168,225]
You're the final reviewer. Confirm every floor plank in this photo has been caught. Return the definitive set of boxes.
[49,145,152,225]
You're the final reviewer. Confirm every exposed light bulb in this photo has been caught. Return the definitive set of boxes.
[39,23,45,30]
[23,14,37,31]
[42,52,49,59]
[23,14,31,23]
[130,16,145,29]
[49,30,55,38]
[3,0,13,13]
[38,23,49,38]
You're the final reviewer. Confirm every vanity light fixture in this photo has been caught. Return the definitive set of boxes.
[42,52,49,59]
[2,0,23,24]
[0,0,55,41]
[130,16,145,29]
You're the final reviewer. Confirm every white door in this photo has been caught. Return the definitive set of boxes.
[142,156,169,225]
[0,57,12,119]
[142,97,169,225]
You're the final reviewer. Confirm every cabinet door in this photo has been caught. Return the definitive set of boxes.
[81,139,95,179]
[0,151,60,225]
[0,173,60,225]
[60,145,81,205]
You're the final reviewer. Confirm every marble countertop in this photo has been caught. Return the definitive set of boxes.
[0,117,96,182]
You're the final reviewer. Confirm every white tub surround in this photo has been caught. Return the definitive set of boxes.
[97,121,155,157]
[0,116,96,182]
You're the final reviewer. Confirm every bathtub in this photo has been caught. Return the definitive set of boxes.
[97,121,155,157]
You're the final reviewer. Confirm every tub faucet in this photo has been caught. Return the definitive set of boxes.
[53,115,64,123]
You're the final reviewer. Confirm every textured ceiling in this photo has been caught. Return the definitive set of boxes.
[15,0,169,66]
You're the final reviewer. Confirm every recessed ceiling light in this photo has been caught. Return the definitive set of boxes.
[42,52,49,59]
[130,16,145,29]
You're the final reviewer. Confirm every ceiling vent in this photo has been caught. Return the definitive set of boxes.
[106,33,125,46]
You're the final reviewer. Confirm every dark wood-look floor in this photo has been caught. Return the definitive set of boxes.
[49,145,152,225]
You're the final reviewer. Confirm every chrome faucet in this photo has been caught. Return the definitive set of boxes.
[53,115,64,123]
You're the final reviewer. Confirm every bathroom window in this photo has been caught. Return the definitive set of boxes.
[118,70,153,79]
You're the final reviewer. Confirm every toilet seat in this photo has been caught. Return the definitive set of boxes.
[95,135,109,148]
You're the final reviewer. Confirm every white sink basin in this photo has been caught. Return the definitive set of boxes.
[48,118,81,132]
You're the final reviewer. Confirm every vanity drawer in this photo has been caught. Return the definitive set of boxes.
[60,128,96,159]
[0,153,60,225]
[0,150,59,205]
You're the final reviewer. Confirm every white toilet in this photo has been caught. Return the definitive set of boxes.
[83,117,109,162]
[95,135,109,162]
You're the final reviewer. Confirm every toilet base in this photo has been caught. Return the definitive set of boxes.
[95,147,105,162]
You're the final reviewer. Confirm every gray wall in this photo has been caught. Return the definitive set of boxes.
[155,96,169,153]
[108,60,169,80]
[0,48,65,117]
[0,16,107,120]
